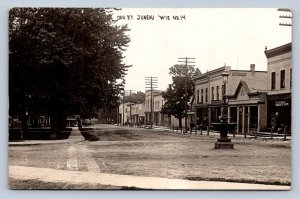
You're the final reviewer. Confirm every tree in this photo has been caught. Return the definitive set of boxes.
[123,91,145,104]
[9,8,130,137]
[161,64,200,128]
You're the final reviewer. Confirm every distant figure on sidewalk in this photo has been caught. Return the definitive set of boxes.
[190,121,195,133]
[271,112,279,132]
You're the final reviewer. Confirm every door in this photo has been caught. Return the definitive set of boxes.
[249,106,258,134]
[244,106,249,135]
[238,106,243,134]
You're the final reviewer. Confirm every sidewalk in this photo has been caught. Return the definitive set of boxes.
[9,165,290,190]
[9,128,85,146]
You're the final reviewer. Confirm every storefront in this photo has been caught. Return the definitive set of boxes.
[227,81,268,134]
[228,105,260,135]
[267,93,291,130]
[195,104,221,130]
[195,105,209,128]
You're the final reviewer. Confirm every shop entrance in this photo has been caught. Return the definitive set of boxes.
[244,106,249,134]
[249,106,258,134]
[238,107,243,134]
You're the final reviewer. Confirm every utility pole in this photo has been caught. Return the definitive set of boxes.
[278,8,292,26]
[178,57,195,133]
[145,77,158,128]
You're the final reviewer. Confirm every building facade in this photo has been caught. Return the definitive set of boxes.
[144,90,169,126]
[118,102,130,125]
[193,65,268,134]
[264,43,292,131]
[131,103,145,125]
[118,89,192,128]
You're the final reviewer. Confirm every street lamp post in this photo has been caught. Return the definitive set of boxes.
[212,71,236,149]
[220,71,229,123]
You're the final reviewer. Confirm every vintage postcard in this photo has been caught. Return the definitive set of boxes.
[8,8,292,190]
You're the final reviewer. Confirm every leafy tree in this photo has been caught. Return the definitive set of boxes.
[161,64,200,128]
[9,8,130,137]
[123,91,145,104]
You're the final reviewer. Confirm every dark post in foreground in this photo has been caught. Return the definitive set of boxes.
[212,71,236,149]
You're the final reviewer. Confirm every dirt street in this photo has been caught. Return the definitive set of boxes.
[9,126,291,187]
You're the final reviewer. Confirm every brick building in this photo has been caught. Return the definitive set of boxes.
[193,65,268,134]
[264,43,292,131]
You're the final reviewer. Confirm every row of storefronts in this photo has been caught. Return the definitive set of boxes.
[193,43,291,134]
[118,91,171,127]
[118,43,291,133]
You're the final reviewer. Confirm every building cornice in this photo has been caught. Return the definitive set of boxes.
[193,66,228,81]
[264,43,292,58]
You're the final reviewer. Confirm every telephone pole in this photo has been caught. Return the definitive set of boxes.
[178,57,195,133]
[145,77,158,128]
[278,8,292,26]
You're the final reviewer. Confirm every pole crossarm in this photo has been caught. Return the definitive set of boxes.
[277,8,292,12]
[279,15,292,19]
[277,8,292,27]
[279,23,292,26]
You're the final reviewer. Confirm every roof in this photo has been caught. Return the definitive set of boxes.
[264,43,292,58]
[228,80,266,98]
[193,66,230,80]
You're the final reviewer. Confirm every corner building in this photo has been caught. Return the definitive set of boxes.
[264,43,292,131]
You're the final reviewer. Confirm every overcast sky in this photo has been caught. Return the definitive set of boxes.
[113,8,292,93]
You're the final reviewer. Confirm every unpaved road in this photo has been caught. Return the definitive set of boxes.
[9,126,291,188]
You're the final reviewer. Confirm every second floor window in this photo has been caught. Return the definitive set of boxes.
[216,86,219,100]
[205,88,208,102]
[271,72,276,90]
[281,70,285,89]
[201,89,203,103]
[197,90,199,103]
[211,87,214,101]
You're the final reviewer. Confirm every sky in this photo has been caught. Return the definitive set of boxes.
[113,8,292,93]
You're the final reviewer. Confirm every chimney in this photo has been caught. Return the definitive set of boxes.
[250,64,255,75]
